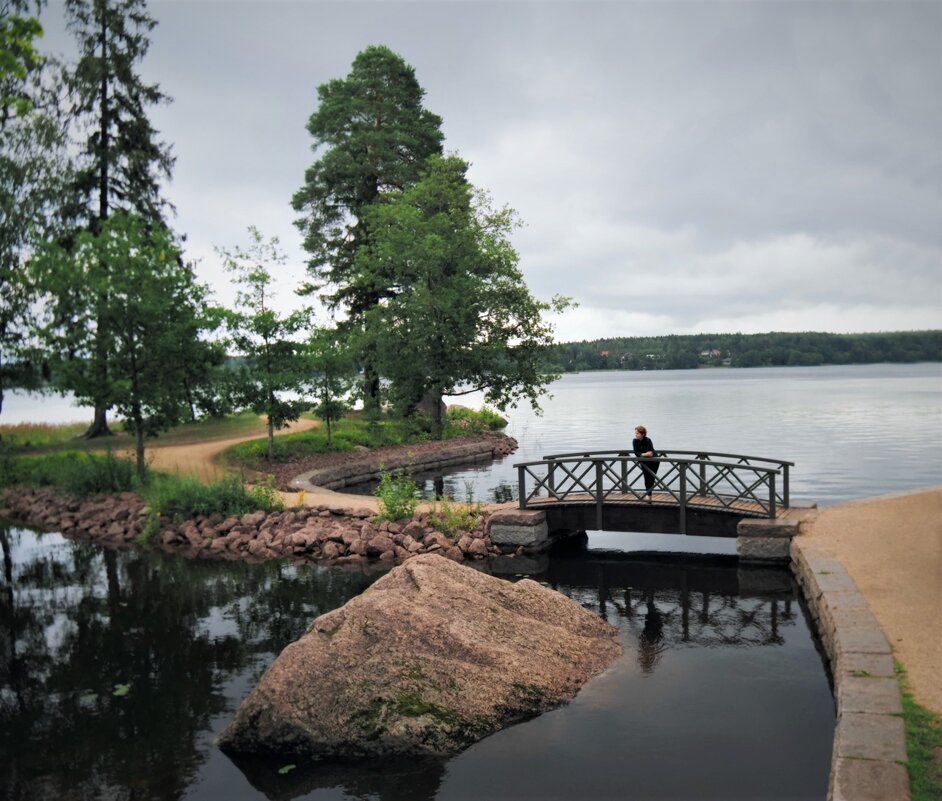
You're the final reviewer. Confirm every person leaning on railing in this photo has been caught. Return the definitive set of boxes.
[632,425,659,502]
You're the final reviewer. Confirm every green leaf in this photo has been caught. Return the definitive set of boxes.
[112,683,131,697]
[278,764,297,775]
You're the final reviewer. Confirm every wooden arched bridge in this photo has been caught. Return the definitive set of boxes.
[513,449,794,538]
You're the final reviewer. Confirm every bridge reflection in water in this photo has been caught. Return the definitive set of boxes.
[532,552,799,675]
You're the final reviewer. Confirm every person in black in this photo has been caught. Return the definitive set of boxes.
[632,425,658,502]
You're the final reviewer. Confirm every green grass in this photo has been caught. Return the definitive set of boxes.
[141,472,282,523]
[1,447,282,525]
[897,662,942,801]
[0,449,141,495]
[224,416,429,465]
[1,410,267,455]
[224,406,508,467]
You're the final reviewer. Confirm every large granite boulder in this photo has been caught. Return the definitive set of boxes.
[217,553,621,759]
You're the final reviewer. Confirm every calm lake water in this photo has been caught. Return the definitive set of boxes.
[0,526,833,801]
[2,363,938,799]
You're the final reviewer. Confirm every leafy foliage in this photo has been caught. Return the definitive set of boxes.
[306,325,357,447]
[372,466,419,521]
[357,155,571,437]
[0,2,70,422]
[444,405,507,435]
[292,45,444,418]
[427,494,482,540]
[34,213,221,478]
[1,448,140,495]
[141,472,282,523]
[218,227,312,461]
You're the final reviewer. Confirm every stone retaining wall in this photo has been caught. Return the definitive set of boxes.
[290,437,517,493]
[790,538,911,801]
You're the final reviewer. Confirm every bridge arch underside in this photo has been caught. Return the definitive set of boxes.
[542,502,747,539]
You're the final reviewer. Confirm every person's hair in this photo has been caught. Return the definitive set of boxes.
[634,425,647,437]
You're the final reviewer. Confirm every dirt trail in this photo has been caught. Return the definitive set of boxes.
[118,418,319,481]
[802,486,942,714]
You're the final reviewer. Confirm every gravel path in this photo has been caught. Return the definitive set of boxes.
[802,486,942,714]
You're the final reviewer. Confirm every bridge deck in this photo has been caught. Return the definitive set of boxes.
[525,491,778,518]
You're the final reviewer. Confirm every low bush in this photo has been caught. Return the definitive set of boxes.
[142,472,282,522]
[373,467,419,521]
[428,497,482,539]
[443,406,507,435]
[0,449,140,496]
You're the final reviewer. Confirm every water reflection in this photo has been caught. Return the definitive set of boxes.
[0,522,376,801]
[0,523,832,801]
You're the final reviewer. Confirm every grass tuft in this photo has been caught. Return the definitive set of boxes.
[896,661,942,801]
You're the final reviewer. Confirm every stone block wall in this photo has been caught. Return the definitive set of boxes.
[790,538,911,801]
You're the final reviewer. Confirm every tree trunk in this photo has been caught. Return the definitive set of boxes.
[430,388,444,440]
[326,415,332,448]
[267,418,275,462]
[134,415,146,481]
[84,404,112,439]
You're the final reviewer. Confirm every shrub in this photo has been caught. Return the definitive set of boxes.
[373,466,419,521]
[444,406,507,435]
[1,449,140,496]
[428,482,482,539]
[142,472,282,522]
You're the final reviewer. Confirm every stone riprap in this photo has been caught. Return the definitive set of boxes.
[0,486,532,566]
[217,553,622,759]
[790,538,911,801]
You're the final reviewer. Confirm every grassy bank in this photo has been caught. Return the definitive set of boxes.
[898,663,942,801]
[1,449,282,524]
[224,407,507,468]
[0,411,267,454]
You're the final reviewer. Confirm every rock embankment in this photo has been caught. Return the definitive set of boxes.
[0,486,509,565]
[265,432,517,493]
[217,553,622,759]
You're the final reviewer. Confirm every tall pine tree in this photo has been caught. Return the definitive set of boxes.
[292,45,443,416]
[63,0,174,437]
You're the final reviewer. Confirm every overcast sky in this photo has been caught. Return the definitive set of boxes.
[37,0,942,342]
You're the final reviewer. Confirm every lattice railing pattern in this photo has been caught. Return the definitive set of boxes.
[516,450,793,527]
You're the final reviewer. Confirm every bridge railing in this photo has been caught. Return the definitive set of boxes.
[514,450,794,533]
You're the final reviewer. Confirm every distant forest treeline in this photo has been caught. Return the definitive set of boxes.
[549,331,942,372]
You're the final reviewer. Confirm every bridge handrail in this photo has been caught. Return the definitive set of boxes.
[541,449,794,469]
[513,450,792,530]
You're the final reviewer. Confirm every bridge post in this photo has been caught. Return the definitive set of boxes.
[679,463,687,535]
[620,458,628,493]
[517,466,526,510]
[699,457,707,496]
[769,472,777,519]
[548,462,556,498]
[783,464,790,508]
[596,460,604,530]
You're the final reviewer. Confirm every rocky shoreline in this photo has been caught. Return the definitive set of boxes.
[0,485,513,566]
[259,431,518,492]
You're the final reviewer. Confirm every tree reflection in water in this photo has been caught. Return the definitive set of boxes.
[0,522,377,801]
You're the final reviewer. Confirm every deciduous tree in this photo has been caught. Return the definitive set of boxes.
[306,325,357,448]
[34,213,219,478]
[357,155,570,438]
[219,228,312,461]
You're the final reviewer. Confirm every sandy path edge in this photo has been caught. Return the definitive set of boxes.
[116,417,320,482]
[801,486,942,714]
